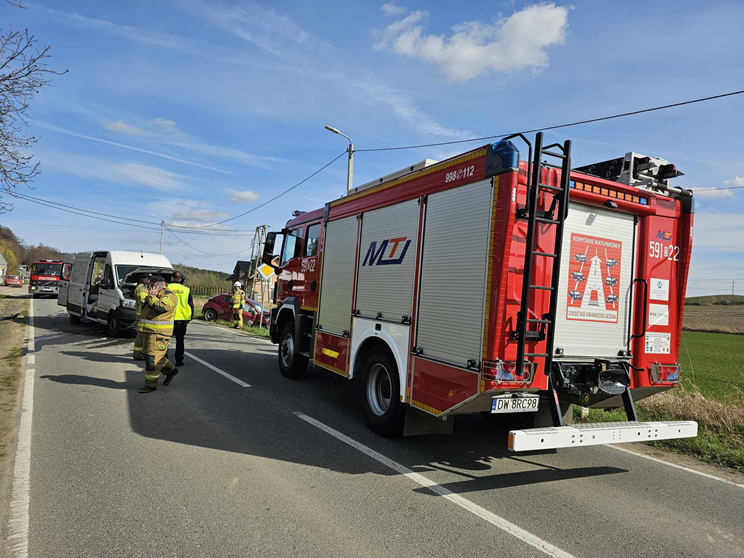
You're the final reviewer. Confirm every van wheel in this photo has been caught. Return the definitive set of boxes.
[69,314,81,325]
[278,322,308,379]
[203,308,217,321]
[106,310,120,337]
[360,347,405,437]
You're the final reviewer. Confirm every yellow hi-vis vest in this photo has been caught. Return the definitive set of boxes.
[135,283,149,318]
[167,282,192,321]
[138,288,177,336]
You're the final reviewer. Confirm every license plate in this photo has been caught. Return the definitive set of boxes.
[42,287,53,292]
[491,395,539,414]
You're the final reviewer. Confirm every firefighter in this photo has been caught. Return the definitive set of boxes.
[132,273,152,361]
[167,271,194,367]
[231,281,246,328]
[93,273,102,286]
[138,275,179,393]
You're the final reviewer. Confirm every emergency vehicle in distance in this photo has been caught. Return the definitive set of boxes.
[262,132,698,451]
[29,259,63,298]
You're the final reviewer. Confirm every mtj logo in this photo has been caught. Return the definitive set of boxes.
[362,237,411,266]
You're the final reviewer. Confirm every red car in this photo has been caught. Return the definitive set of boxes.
[4,275,23,288]
[201,293,269,327]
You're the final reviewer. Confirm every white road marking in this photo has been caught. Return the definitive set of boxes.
[609,444,744,489]
[8,297,35,557]
[184,351,251,388]
[294,412,577,558]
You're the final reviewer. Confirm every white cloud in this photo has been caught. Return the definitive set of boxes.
[381,2,407,17]
[723,176,744,187]
[229,190,260,203]
[110,162,189,191]
[693,187,734,199]
[171,209,229,222]
[690,212,744,252]
[151,118,178,133]
[104,120,143,136]
[374,3,570,82]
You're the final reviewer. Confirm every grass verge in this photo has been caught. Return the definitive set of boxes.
[206,318,270,338]
[577,331,744,471]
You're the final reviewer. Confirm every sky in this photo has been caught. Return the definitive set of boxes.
[0,0,743,295]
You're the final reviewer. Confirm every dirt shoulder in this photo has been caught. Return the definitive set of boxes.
[0,288,29,546]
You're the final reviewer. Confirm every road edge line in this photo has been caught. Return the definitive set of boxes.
[293,411,577,558]
[184,351,251,388]
[7,297,35,558]
[608,444,744,489]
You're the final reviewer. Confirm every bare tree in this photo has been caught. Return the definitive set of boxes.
[0,0,66,212]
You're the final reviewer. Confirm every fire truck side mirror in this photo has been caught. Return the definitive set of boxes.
[263,232,280,269]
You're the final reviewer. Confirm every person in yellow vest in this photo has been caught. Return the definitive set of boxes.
[231,281,246,328]
[167,271,194,367]
[138,275,179,393]
[132,273,152,361]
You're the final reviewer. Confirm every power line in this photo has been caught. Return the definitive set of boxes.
[189,151,347,228]
[10,193,255,236]
[165,226,255,257]
[354,89,744,152]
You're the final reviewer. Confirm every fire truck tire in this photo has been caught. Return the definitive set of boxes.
[278,322,308,379]
[106,310,120,338]
[69,314,81,325]
[360,348,405,437]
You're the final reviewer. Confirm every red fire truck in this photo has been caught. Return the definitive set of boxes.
[263,132,697,451]
[29,259,63,298]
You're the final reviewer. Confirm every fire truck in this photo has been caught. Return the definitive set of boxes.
[29,259,63,298]
[263,132,698,451]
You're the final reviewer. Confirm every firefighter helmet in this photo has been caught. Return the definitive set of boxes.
[233,281,243,289]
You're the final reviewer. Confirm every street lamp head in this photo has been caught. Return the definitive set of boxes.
[324,125,341,135]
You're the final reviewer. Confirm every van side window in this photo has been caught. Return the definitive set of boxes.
[104,264,115,288]
[305,224,320,257]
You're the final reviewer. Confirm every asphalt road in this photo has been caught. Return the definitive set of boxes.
[7,292,744,557]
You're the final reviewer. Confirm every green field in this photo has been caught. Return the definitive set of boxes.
[579,330,744,471]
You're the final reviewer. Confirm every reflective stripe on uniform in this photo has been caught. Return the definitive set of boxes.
[139,319,175,326]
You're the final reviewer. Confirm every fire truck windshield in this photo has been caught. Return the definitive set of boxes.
[31,263,62,276]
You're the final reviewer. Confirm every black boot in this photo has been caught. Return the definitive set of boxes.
[139,385,156,393]
[163,368,179,386]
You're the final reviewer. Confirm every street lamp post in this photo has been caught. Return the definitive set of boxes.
[149,214,165,255]
[325,125,354,193]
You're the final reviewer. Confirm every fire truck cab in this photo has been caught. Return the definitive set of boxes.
[29,259,63,298]
[264,133,698,450]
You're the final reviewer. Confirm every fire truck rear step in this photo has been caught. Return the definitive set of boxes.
[508,420,698,452]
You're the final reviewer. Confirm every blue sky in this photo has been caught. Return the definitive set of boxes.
[1,0,743,295]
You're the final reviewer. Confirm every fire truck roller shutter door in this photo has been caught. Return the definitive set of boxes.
[553,203,636,358]
[317,215,358,336]
[415,179,493,368]
[355,199,419,321]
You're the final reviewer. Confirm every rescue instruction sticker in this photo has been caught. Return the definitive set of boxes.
[645,332,671,354]
[649,303,669,327]
[650,277,669,301]
[566,233,622,323]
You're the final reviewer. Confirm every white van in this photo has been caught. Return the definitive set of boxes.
[58,251,174,336]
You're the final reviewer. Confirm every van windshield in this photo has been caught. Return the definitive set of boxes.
[115,265,142,284]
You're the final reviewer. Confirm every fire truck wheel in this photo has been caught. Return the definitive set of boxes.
[360,348,404,437]
[106,310,120,338]
[69,314,81,325]
[278,322,308,379]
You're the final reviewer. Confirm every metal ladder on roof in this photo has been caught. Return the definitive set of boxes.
[513,132,572,426]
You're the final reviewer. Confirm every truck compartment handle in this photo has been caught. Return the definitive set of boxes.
[631,278,648,340]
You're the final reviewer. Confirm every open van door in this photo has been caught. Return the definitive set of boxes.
[57,253,75,308]
[67,252,93,321]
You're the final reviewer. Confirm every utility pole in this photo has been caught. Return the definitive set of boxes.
[325,126,354,193]
[733,280,737,296]
[149,215,165,254]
